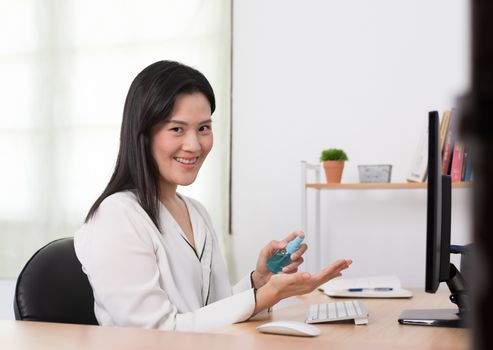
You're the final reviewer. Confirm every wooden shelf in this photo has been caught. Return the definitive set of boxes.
[305,182,472,189]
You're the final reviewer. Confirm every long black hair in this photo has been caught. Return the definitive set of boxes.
[85,60,216,227]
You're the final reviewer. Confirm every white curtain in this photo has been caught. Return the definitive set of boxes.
[0,0,231,278]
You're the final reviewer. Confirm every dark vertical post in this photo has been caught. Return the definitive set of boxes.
[460,1,493,348]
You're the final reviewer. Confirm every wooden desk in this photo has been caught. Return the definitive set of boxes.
[1,289,469,350]
[215,288,469,350]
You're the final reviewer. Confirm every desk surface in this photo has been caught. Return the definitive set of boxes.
[1,289,469,350]
[215,288,469,349]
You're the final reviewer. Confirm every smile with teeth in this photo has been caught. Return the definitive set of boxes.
[174,157,199,165]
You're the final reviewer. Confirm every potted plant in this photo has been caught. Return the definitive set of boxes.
[320,148,348,183]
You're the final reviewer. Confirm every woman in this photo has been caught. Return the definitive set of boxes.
[74,60,351,332]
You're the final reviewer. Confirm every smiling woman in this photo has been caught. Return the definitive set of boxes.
[73,60,351,331]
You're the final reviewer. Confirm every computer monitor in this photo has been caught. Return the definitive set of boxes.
[426,110,452,294]
[399,111,469,328]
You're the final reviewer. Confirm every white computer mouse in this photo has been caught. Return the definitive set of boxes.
[256,320,321,337]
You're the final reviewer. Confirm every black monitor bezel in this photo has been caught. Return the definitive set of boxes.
[425,111,452,293]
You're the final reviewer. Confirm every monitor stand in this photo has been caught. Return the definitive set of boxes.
[398,264,469,328]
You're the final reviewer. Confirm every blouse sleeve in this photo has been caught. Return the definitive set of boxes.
[175,289,255,332]
[233,272,255,293]
[75,194,256,332]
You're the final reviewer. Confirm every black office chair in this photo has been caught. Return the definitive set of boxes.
[14,237,99,325]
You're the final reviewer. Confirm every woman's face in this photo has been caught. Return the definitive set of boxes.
[151,92,213,189]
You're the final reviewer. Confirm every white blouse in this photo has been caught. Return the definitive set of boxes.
[74,191,256,332]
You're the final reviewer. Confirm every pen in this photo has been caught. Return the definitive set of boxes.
[347,287,393,292]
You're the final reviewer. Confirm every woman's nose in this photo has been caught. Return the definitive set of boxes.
[182,131,201,152]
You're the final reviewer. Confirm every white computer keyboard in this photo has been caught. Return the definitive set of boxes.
[306,300,369,325]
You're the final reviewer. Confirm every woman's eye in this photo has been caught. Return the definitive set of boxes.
[170,127,183,133]
[199,125,211,132]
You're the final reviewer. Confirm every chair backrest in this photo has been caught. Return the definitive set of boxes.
[14,237,98,325]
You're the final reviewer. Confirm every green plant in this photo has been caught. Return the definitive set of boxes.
[320,148,348,162]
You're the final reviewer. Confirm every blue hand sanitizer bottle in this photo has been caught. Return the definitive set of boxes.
[266,236,304,274]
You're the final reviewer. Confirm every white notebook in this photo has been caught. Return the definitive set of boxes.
[319,275,413,298]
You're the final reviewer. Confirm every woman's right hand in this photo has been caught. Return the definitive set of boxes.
[251,231,307,289]
[253,259,352,315]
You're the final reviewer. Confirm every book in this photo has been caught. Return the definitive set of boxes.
[319,275,413,299]
[406,122,428,183]
[442,109,458,175]
[461,145,470,182]
[462,146,473,182]
[439,111,451,154]
[450,142,465,182]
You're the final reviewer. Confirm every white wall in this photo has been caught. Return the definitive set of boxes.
[0,280,15,319]
[231,0,471,287]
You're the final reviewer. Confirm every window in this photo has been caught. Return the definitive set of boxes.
[0,0,231,278]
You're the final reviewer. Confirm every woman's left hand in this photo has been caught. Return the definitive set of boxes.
[251,231,308,289]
